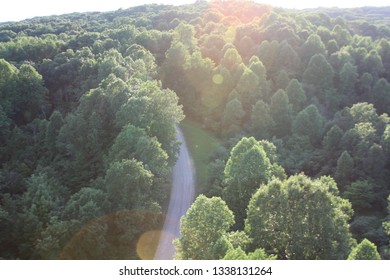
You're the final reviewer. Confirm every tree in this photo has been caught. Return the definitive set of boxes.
[274,69,290,90]
[173,23,197,52]
[104,159,154,212]
[276,41,300,75]
[339,62,358,100]
[245,174,355,259]
[221,98,245,136]
[332,24,352,47]
[45,111,63,160]
[279,134,314,174]
[303,54,335,106]
[6,63,48,124]
[358,72,373,98]
[174,195,234,260]
[17,171,68,258]
[362,50,384,80]
[115,80,184,160]
[347,239,381,260]
[251,100,274,140]
[63,187,108,224]
[270,89,291,137]
[382,124,390,154]
[223,137,284,227]
[107,124,169,178]
[364,144,386,180]
[323,125,343,153]
[372,78,390,115]
[0,59,17,116]
[257,40,278,74]
[220,47,243,72]
[60,210,164,260]
[327,39,339,55]
[236,67,259,105]
[301,34,326,65]
[159,42,189,93]
[383,196,390,249]
[223,247,276,260]
[56,88,117,190]
[184,51,214,97]
[292,104,324,146]
[344,180,375,212]
[0,105,11,162]
[248,57,269,103]
[349,102,380,125]
[335,151,354,187]
[286,79,307,113]
[22,172,67,227]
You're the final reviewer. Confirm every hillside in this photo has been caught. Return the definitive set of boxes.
[0,0,389,260]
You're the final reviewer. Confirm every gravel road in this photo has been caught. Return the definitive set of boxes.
[154,126,195,259]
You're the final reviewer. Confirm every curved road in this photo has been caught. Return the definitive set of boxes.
[154,126,195,260]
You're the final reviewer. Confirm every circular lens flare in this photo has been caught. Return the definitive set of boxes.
[136,230,162,260]
[212,74,224,85]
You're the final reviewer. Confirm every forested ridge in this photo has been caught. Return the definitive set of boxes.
[0,0,390,260]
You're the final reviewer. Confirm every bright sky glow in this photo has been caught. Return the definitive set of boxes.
[1,0,389,22]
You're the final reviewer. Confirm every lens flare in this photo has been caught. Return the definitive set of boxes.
[136,230,162,260]
[212,74,224,85]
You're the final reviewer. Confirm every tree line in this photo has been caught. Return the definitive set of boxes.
[0,0,390,259]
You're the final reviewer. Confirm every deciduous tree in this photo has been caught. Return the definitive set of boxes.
[246,174,355,259]
[174,195,234,260]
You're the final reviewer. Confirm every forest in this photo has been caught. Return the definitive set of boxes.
[0,0,390,260]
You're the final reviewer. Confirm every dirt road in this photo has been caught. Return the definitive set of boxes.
[154,126,195,259]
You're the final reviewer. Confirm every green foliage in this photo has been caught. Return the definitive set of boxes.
[22,172,68,227]
[0,60,48,124]
[60,210,165,260]
[303,53,335,106]
[246,174,355,259]
[383,196,390,241]
[63,187,108,223]
[335,151,354,186]
[348,239,381,260]
[174,195,234,259]
[56,88,117,190]
[222,98,245,136]
[225,231,252,251]
[293,104,325,146]
[223,137,284,227]
[180,119,221,193]
[104,159,154,212]
[344,180,376,212]
[0,35,64,62]
[339,62,358,99]
[323,125,343,152]
[45,111,63,160]
[301,34,327,65]
[221,48,243,71]
[223,247,276,260]
[251,100,274,139]
[1,0,390,260]
[286,79,307,113]
[279,134,314,174]
[108,124,169,177]
[372,78,390,115]
[115,81,184,160]
[270,89,292,137]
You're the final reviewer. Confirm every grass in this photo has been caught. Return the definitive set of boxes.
[180,118,221,193]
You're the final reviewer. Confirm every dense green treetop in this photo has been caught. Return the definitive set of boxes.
[246,174,355,259]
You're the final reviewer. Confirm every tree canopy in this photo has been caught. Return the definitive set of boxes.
[1,0,390,260]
